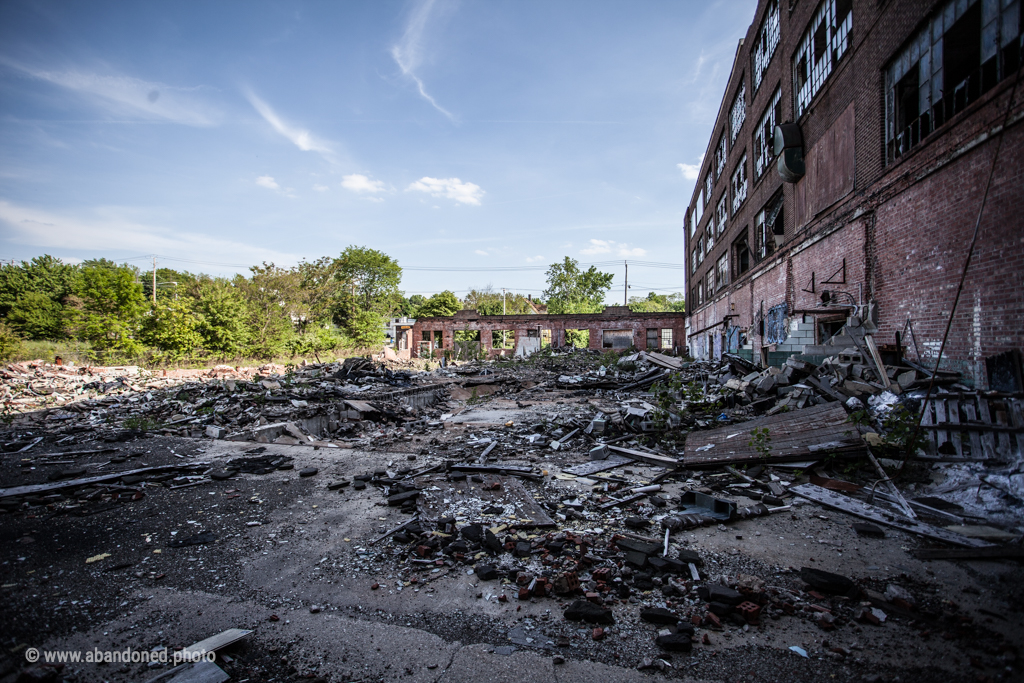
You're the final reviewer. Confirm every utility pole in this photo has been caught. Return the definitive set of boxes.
[501,288,507,349]
[624,261,628,305]
[152,255,157,304]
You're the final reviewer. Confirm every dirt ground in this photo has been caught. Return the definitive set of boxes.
[1,389,1021,683]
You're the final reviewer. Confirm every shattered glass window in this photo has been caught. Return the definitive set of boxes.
[794,0,852,117]
[754,88,782,177]
[731,154,748,212]
[730,80,746,143]
[751,0,781,93]
[714,134,728,179]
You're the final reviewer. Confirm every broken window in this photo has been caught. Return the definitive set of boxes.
[733,231,751,277]
[754,87,782,177]
[794,0,852,117]
[754,193,784,260]
[691,248,698,274]
[492,330,514,349]
[714,133,728,179]
[526,328,539,337]
[704,172,713,207]
[731,153,748,212]
[689,206,698,237]
[698,233,705,263]
[706,228,715,256]
[705,271,716,299]
[884,0,1021,164]
[716,195,728,236]
[540,329,552,348]
[696,279,704,306]
[602,330,632,349]
[751,0,781,93]
[715,253,729,291]
[646,328,660,349]
[661,328,673,349]
[730,80,746,143]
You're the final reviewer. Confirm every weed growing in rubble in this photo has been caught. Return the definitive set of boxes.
[650,375,684,430]
[749,427,772,464]
[123,416,163,431]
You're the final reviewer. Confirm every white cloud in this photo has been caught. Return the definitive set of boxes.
[367,196,384,203]
[244,89,335,160]
[677,153,705,181]
[580,239,647,257]
[256,175,280,190]
[474,249,489,256]
[407,177,484,205]
[391,0,455,120]
[0,200,300,270]
[3,60,220,126]
[525,255,545,263]
[341,174,386,194]
[312,184,329,192]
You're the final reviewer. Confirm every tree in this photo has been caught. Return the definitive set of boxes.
[194,282,250,356]
[397,294,426,317]
[69,262,146,357]
[347,309,386,348]
[628,292,686,313]
[335,246,402,317]
[542,257,614,314]
[236,264,301,358]
[0,255,79,318]
[334,246,402,339]
[142,298,203,360]
[297,257,344,330]
[7,291,65,339]
[464,287,535,316]
[416,290,461,318]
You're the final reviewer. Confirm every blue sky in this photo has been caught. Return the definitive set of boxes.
[0,0,755,301]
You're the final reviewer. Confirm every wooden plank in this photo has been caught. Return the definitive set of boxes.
[920,399,937,455]
[562,455,635,476]
[946,398,963,458]
[913,546,1024,561]
[683,403,863,467]
[962,401,983,458]
[977,398,998,460]
[1010,399,1024,456]
[863,335,892,389]
[182,628,253,657]
[789,483,994,548]
[934,399,949,455]
[0,464,208,499]
[416,473,556,527]
[607,445,681,468]
[993,401,1013,460]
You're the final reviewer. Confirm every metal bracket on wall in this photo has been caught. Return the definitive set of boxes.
[822,258,846,285]
[802,272,816,294]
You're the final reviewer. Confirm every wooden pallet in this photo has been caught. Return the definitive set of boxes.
[918,394,1024,460]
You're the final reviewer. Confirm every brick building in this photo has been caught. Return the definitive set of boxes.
[410,308,686,360]
[684,0,1023,387]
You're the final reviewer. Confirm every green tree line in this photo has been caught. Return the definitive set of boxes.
[0,253,682,363]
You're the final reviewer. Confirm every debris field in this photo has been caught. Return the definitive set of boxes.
[1,345,1022,683]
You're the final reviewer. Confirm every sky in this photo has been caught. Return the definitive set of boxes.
[0,0,755,302]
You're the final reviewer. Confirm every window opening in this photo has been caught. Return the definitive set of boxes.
[754,87,783,177]
[730,81,747,142]
[751,0,781,92]
[794,0,853,117]
[731,154,748,211]
[885,0,1021,164]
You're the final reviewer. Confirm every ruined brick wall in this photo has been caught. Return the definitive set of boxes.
[411,311,687,359]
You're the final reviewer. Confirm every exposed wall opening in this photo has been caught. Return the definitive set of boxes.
[565,329,589,348]
[733,232,751,277]
[541,329,552,348]
[492,330,515,349]
[661,329,674,350]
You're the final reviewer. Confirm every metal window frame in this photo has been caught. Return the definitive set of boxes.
[794,0,853,117]
[751,0,781,92]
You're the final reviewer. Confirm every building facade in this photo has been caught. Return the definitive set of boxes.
[685,0,1023,387]
[411,308,686,359]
